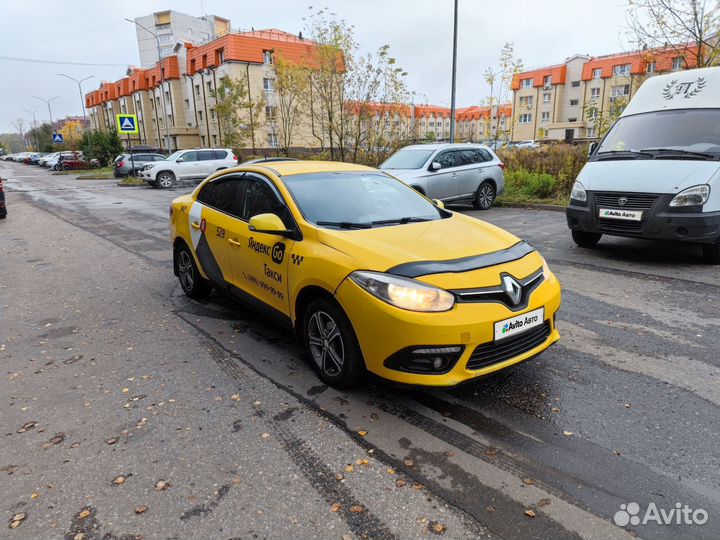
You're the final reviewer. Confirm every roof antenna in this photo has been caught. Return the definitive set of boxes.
[299,30,303,40]
[199,0,206,15]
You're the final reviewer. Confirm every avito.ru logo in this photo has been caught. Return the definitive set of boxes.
[613,502,708,527]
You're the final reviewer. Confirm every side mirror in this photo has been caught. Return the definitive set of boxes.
[248,213,293,237]
[176,156,185,162]
[429,161,442,171]
[588,142,598,157]
[433,199,445,209]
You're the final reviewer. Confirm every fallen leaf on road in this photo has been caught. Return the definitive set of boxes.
[537,498,552,507]
[78,509,91,519]
[349,505,364,513]
[1,465,18,475]
[105,437,118,445]
[42,433,66,449]
[112,475,126,485]
[522,477,535,485]
[613,450,622,456]
[395,479,406,488]
[342,534,352,540]
[344,465,354,473]
[484,449,497,457]
[624,403,632,408]
[253,400,261,406]
[230,394,241,401]
[563,431,573,436]
[10,513,26,528]
[121,388,129,394]
[134,505,148,514]
[387,468,396,475]
[524,509,537,518]
[17,421,37,433]
[31,492,39,500]
[154,480,170,491]
[73,533,85,540]
[330,503,342,513]
[334,473,344,481]
[551,407,560,413]
[355,459,369,466]
[357,430,367,436]
[403,458,414,467]
[430,521,446,534]
[261,433,270,439]
[486,506,496,513]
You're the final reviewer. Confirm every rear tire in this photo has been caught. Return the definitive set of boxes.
[572,230,602,248]
[174,244,212,299]
[156,171,175,189]
[303,298,365,389]
[702,241,720,265]
[473,181,496,210]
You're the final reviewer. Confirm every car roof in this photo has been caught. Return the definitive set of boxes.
[395,143,491,152]
[223,160,377,178]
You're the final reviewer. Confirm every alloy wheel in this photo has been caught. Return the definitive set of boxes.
[477,183,495,209]
[177,250,195,292]
[307,311,345,376]
[158,173,173,188]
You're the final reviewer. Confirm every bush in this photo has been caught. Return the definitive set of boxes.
[503,168,561,201]
[80,129,124,167]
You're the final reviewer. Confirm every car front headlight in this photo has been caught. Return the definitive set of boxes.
[541,256,552,280]
[349,271,455,312]
[570,181,587,202]
[669,185,710,207]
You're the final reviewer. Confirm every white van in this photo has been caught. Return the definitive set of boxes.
[566,66,720,263]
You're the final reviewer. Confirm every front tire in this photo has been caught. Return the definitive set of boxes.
[175,244,212,299]
[572,230,602,248]
[303,298,365,388]
[702,241,720,265]
[156,171,175,189]
[473,181,495,210]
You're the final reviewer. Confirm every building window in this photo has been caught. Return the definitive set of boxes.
[571,80,581,87]
[212,134,218,146]
[207,81,213,94]
[568,117,577,122]
[216,48,225,64]
[672,57,683,71]
[519,95,533,107]
[198,110,204,123]
[195,85,201,98]
[587,126,597,138]
[210,108,216,120]
[543,75,552,86]
[520,78,532,88]
[613,63,631,77]
[158,34,172,43]
[611,84,630,97]
[587,107,599,120]
[201,135,206,146]
[268,132,279,148]
[646,62,656,73]
[263,50,274,65]
[518,113,532,124]
[160,47,173,57]
[184,99,190,108]
[541,112,550,123]
[570,99,579,106]
[590,87,600,99]
[542,92,551,103]
[263,78,275,93]
[265,105,276,120]
[592,68,602,79]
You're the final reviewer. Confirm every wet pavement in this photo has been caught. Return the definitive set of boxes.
[1,162,718,539]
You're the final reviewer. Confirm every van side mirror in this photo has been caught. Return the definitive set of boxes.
[429,161,442,171]
[248,213,293,237]
[588,142,598,157]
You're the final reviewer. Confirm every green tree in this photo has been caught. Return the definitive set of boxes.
[484,43,523,144]
[214,74,264,152]
[582,97,628,138]
[270,54,311,156]
[80,129,123,166]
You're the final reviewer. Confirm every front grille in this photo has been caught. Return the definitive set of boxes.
[466,322,551,370]
[594,192,658,234]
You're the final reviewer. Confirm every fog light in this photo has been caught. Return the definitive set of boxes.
[384,345,464,374]
[432,357,444,370]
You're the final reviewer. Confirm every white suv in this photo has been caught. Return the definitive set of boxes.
[139,148,237,188]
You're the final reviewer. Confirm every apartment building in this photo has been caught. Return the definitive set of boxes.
[511,45,699,142]
[456,104,512,142]
[134,10,231,67]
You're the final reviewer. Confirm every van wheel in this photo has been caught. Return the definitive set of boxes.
[175,244,212,298]
[572,230,602,248]
[473,182,495,210]
[303,298,365,389]
[702,241,720,265]
[157,171,175,189]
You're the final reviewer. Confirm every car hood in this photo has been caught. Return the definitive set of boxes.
[316,213,525,277]
[578,159,720,193]
[379,168,425,181]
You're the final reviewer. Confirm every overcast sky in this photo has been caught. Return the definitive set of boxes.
[0,0,631,133]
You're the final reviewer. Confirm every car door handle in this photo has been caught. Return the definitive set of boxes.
[228,238,242,247]
[191,221,201,230]
[451,173,458,177]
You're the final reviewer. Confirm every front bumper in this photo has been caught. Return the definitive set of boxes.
[567,192,720,244]
[335,273,561,387]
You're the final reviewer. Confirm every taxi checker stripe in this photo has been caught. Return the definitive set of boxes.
[386,241,536,278]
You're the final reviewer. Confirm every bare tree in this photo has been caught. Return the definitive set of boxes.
[12,118,27,149]
[484,43,522,144]
[270,54,310,156]
[626,0,720,67]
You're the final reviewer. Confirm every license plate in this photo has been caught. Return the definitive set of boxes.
[494,307,545,342]
[599,208,643,221]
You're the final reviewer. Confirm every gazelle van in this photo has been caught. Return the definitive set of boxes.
[566,66,720,263]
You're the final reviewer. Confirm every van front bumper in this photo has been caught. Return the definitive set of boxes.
[567,193,720,244]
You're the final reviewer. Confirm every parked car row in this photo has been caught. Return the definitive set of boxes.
[1,151,98,170]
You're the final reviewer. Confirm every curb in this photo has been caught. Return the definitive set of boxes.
[115,182,147,187]
[496,201,567,213]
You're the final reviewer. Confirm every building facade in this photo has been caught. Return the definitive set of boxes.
[510,46,699,142]
[134,10,231,68]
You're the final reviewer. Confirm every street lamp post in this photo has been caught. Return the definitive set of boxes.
[58,74,94,125]
[125,18,171,151]
[21,109,40,150]
[33,95,59,133]
[449,0,458,143]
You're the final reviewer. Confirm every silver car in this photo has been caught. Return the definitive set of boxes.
[380,143,505,209]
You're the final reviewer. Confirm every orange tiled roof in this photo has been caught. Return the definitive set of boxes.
[455,104,512,121]
[511,64,567,90]
[581,45,699,80]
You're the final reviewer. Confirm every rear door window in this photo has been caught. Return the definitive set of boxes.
[180,151,198,162]
[434,151,457,170]
[212,150,228,160]
[196,175,248,217]
[198,150,215,161]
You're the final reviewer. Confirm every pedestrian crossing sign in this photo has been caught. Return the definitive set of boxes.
[116,114,139,134]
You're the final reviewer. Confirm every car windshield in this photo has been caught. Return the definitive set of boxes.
[380,149,434,169]
[165,151,183,161]
[597,109,720,158]
[284,172,443,228]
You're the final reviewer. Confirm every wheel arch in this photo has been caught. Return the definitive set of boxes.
[293,285,338,346]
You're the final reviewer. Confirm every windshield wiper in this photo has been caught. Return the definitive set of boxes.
[371,217,432,226]
[316,221,373,229]
[641,148,719,160]
[595,150,655,160]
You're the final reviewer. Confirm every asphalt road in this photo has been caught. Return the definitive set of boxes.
[1,162,719,540]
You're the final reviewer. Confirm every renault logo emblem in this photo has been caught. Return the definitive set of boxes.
[618,196,628,207]
[501,275,523,306]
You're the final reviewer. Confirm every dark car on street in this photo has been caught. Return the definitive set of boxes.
[113,153,167,177]
[57,152,96,171]
[0,177,7,219]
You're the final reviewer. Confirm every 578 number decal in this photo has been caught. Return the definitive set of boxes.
[216,226,226,239]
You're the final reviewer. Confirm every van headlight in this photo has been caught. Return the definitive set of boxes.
[669,185,710,207]
[570,181,587,202]
[349,271,455,312]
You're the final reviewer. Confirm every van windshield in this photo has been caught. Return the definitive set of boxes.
[597,109,720,158]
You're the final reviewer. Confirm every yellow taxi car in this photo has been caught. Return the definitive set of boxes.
[170,161,561,388]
